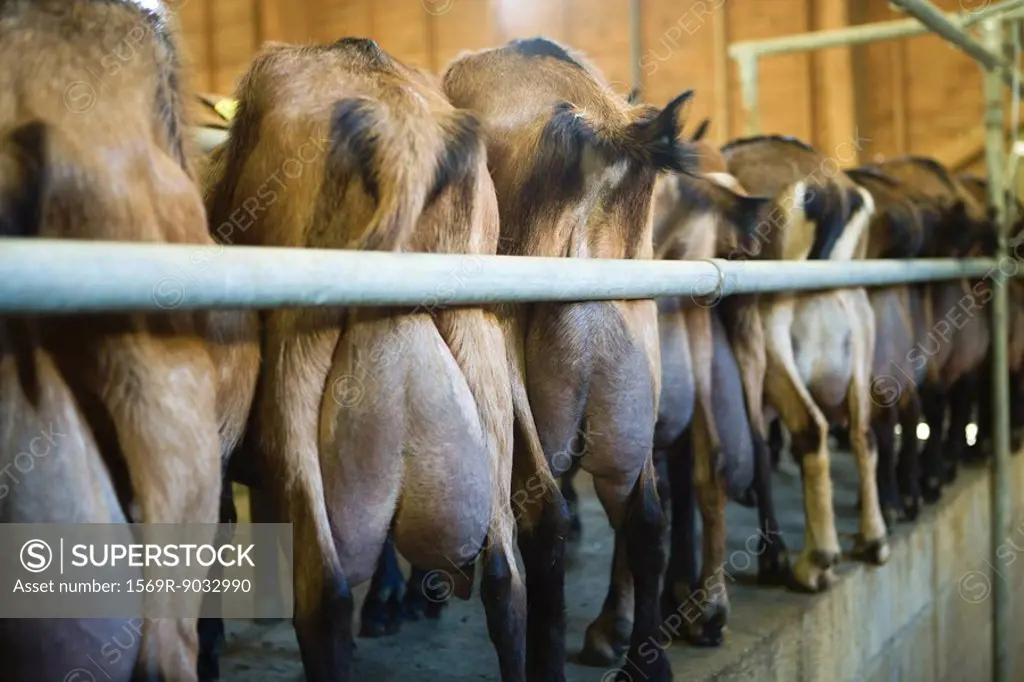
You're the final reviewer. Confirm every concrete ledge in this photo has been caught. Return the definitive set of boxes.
[221,452,1024,681]
[680,452,1024,682]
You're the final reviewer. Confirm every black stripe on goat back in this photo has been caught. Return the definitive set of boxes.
[327,98,381,202]
[427,113,482,206]
[882,202,922,259]
[803,183,862,260]
[720,134,817,155]
[508,37,585,70]
[896,155,957,192]
[846,166,900,188]
[510,102,589,229]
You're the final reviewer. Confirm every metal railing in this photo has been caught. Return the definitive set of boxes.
[0,239,1001,313]
[729,0,1024,135]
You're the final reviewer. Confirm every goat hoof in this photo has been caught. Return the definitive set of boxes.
[567,512,582,542]
[358,618,401,639]
[791,553,835,593]
[902,495,921,522]
[963,444,987,464]
[579,615,632,667]
[920,477,943,504]
[683,607,727,648]
[359,595,402,638]
[852,536,891,565]
[758,564,790,587]
[735,487,758,509]
[424,598,447,620]
[881,505,900,531]
[809,549,840,569]
[757,551,791,587]
[401,586,448,622]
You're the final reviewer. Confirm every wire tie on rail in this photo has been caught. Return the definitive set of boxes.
[698,258,728,304]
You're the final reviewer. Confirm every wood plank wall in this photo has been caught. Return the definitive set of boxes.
[175,0,1004,169]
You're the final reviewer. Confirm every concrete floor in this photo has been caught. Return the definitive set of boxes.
[219,448,888,682]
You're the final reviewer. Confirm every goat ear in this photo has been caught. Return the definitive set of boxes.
[661,90,694,137]
[882,201,924,258]
[626,90,696,173]
[690,118,710,142]
[802,183,847,260]
[699,175,770,242]
[725,193,771,240]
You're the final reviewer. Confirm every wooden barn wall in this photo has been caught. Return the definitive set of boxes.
[175,0,1005,170]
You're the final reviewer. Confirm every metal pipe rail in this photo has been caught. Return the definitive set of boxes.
[980,14,1016,682]
[893,5,1018,681]
[891,0,1024,96]
[728,0,1024,58]
[0,239,1004,314]
[730,0,1024,134]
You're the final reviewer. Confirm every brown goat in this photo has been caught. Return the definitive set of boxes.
[722,135,887,592]
[845,167,930,523]
[203,38,532,682]
[443,38,699,681]
[649,137,789,645]
[877,157,995,498]
[953,174,1024,458]
[0,2,259,681]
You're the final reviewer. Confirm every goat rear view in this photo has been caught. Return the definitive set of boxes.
[722,135,886,593]
[443,36,701,682]
[879,157,994,499]
[203,37,528,682]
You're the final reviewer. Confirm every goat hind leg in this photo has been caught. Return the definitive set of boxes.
[872,408,900,530]
[578,419,666,677]
[400,566,451,621]
[682,407,728,647]
[943,373,978,481]
[896,390,923,521]
[585,460,670,682]
[578,392,666,677]
[197,479,239,682]
[479,516,529,682]
[359,536,405,637]
[516,466,570,682]
[764,338,839,591]
[768,419,784,469]
[659,433,698,631]
[918,385,946,503]
[751,429,789,584]
[98,337,222,682]
[849,392,890,565]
